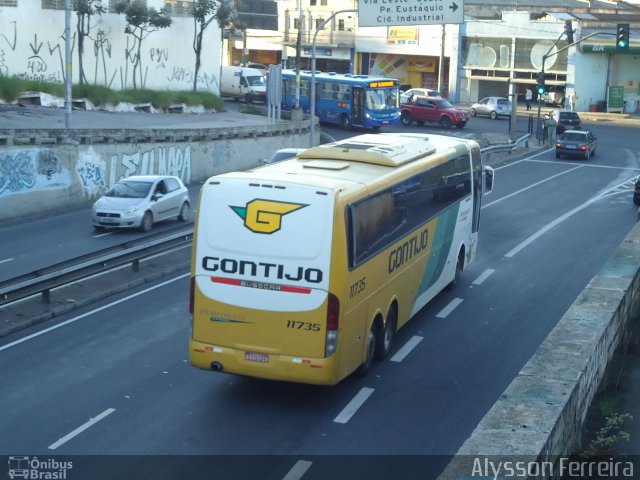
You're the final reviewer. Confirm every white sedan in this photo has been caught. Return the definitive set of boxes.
[92,175,190,232]
[400,88,441,104]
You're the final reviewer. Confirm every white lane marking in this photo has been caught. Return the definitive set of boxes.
[483,165,583,208]
[390,336,423,363]
[93,231,114,238]
[436,298,463,319]
[48,408,116,450]
[0,258,14,264]
[505,175,638,259]
[282,460,313,480]
[0,273,189,353]
[527,159,640,171]
[334,387,374,424]
[472,268,495,286]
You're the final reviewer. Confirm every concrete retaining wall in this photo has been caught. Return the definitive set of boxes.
[439,222,640,478]
[0,121,315,223]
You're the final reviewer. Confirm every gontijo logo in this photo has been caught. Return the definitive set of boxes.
[230,199,307,234]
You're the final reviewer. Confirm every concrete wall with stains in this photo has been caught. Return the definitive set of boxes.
[0,0,221,93]
[0,123,314,223]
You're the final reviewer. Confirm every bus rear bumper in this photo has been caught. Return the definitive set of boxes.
[189,339,339,385]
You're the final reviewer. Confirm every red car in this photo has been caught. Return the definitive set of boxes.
[400,96,469,129]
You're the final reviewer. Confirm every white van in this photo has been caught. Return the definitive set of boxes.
[220,66,266,103]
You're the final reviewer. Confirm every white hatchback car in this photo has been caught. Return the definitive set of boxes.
[92,175,190,232]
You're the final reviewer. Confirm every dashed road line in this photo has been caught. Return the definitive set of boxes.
[334,387,374,424]
[472,268,495,286]
[48,408,116,450]
[436,298,463,318]
[391,336,423,363]
[282,460,313,480]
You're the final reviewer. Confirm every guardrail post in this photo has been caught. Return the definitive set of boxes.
[132,259,140,273]
[42,289,50,304]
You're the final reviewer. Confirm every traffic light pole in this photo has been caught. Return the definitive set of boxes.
[536,30,613,144]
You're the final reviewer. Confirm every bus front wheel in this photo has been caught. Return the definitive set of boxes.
[447,249,464,290]
[340,115,352,130]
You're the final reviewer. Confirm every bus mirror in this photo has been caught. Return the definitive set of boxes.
[483,166,494,195]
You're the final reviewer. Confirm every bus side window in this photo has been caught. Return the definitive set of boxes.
[338,85,351,102]
[350,192,395,265]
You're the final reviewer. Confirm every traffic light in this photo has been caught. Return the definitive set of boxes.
[617,23,630,51]
[536,71,546,96]
[564,20,574,44]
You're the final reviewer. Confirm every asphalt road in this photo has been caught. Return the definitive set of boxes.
[1,117,640,479]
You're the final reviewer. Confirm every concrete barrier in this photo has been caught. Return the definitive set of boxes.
[0,120,316,223]
[439,222,640,479]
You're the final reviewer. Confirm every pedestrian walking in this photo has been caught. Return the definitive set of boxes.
[547,112,557,145]
[569,91,578,111]
[525,88,533,110]
[542,114,549,144]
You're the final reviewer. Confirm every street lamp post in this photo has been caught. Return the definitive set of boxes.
[310,9,356,146]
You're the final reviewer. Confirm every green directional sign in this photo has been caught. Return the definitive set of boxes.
[358,0,464,27]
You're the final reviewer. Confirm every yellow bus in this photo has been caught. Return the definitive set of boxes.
[189,133,494,385]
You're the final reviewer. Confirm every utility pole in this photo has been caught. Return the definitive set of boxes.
[64,0,72,129]
[310,9,357,146]
[294,0,303,110]
[438,24,445,94]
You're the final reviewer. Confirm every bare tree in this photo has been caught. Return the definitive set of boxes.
[191,0,236,92]
[73,0,106,85]
[114,0,172,89]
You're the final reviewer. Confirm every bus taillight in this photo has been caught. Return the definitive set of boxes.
[325,293,339,357]
[189,277,195,314]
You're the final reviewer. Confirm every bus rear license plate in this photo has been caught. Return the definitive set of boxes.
[245,352,269,363]
[383,120,389,124]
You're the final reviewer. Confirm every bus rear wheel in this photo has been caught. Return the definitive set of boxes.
[340,115,352,130]
[356,329,376,377]
[375,307,397,360]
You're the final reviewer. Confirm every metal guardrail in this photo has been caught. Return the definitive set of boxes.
[0,228,193,307]
[480,133,531,156]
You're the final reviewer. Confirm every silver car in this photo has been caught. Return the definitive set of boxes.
[92,175,190,232]
[470,96,512,119]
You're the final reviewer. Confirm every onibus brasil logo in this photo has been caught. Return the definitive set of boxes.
[230,199,307,234]
[8,456,73,479]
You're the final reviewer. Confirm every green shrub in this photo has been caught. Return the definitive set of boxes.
[0,76,224,112]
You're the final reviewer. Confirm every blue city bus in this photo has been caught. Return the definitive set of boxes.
[280,70,401,130]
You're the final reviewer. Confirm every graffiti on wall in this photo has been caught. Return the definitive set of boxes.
[76,147,107,197]
[109,145,192,188]
[75,144,193,195]
[0,148,70,197]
